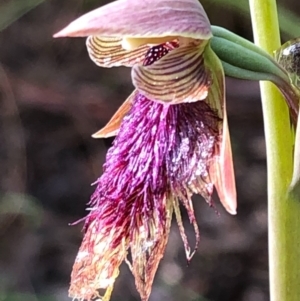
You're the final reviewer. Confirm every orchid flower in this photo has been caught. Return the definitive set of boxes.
[54,0,237,301]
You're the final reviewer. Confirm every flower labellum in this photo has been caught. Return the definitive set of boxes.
[54,0,237,301]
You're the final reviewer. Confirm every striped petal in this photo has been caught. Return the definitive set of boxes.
[54,0,212,40]
[204,45,237,214]
[92,90,137,138]
[87,37,149,67]
[131,43,211,104]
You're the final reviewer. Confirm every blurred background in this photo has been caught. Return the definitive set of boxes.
[0,1,299,301]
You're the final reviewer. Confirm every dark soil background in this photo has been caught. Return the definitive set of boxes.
[0,1,299,301]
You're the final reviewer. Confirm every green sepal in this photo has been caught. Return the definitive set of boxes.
[210,26,299,123]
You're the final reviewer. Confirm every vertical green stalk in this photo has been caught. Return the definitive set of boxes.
[249,1,300,301]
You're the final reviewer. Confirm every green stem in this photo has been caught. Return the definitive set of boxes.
[249,1,300,301]
[205,0,300,38]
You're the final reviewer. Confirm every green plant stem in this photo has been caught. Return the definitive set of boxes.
[249,1,300,301]
[204,0,300,38]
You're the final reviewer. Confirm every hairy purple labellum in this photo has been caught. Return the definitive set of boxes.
[69,43,221,301]
[89,91,220,223]
[54,1,237,300]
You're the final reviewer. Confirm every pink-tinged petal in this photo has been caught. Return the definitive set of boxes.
[54,0,212,40]
[132,43,211,104]
[87,37,149,67]
[92,90,137,138]
[213,112,237,214]
[204,45,237,214]
[131,198,173,301]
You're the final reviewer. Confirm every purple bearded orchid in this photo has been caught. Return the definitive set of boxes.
[54,0,237,301]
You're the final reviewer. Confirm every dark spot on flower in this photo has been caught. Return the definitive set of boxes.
[143,41,179,66]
